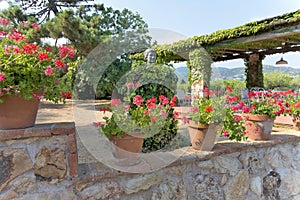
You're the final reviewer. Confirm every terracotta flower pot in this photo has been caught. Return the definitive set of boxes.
[292,114,300,131]
[188,121,218,151]
[244,114,275,140]
[0,95,40,129]
[109,132,144,166]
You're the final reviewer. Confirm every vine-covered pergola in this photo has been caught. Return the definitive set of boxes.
[132,9,300,97]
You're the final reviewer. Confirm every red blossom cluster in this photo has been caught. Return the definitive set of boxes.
[61,92,72,99]
[0,17,75,101]
[96,93,179,129]
[225,86,292,118]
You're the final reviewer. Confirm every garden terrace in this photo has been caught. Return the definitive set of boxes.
[0,100,300,199]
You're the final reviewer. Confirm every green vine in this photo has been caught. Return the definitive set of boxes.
[188,48,212,86]
[131,9,300,64]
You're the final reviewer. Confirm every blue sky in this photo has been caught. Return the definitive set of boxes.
[1,0,300,68]
[98,0,300,68]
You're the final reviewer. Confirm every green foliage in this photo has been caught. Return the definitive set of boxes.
[116,63,179,152]
[96,54,132,99]
[177,83,191,93]
[210,80,246,97]
[43,4,150,57]
[188,48,212,85]
[189,96,225,125]
[284,91,300,115]
[264,70,293,90]
[100,115,124,138]
[246,91,285,118]
[218,108,247,141]
[290,76,300,89]
[0,20,75,103]
[18,0,93,22]
[0,3,29,25]
[99,95,177,140]
[142,114,178,152]
[0,5,42,44]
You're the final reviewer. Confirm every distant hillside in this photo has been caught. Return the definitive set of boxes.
[175,65,300,82]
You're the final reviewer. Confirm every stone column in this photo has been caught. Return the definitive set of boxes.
[245,53,265,89]
[189,48,212,99]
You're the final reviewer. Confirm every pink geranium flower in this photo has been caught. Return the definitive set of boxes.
[44,66,55,76]
[133,95,144,106]
[0,73,5,82]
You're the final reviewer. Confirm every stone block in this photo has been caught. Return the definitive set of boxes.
[51,122,75,135]
[68,134,77,154]
[0,148,32,192]
[224,171,249,200]
[69,153,78,177]
[34,147,66,181]
[0,129,25,141]
[212,155,242,176]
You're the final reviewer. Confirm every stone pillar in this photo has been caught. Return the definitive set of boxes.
[189,48,212,99]
[245,53,264,89]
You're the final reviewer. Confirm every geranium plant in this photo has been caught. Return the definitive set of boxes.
[282,90,300,115]
[218,107,247,141]
[241,90,286,118]
[216,86,247,141]
[186,88,225,125]
[183,87,247,141]
[95,94,178,139]
[0,18,75,103]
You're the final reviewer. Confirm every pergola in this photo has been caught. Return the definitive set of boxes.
[132,9,300,95]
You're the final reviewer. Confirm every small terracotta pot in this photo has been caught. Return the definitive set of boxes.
[109,132,144,166]
[188,121,217,151]
[0,95,40,129]
[244,114,275,140]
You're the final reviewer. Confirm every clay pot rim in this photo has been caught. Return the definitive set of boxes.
[109,131,144,140]
[188,120,221,130]
[243,113,274,121]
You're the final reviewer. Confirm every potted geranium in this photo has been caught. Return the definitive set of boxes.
[94,93,178,165]
[241,90,286,140]
[184,89,225,151]
[0,18,75,129]
[216,86,247,141]
[282,90,300,130]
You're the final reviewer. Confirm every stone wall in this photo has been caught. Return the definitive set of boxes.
[0,122,78,199]
[0,123,300,200]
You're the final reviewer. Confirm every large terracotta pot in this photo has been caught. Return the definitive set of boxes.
[0,95,40,129]
[244,114,275,140]
[188,121,218,151]
[292,114,300,131]
[109,132,144,166]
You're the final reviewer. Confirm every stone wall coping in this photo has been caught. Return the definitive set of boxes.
[0,122,76,141]
[71,128,300,186]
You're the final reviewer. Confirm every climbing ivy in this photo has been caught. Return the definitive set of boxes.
[131,9,300,64]
[188,48,212,86]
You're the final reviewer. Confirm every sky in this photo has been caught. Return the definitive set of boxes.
[97,0,300,68]
[0,0,300,68]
